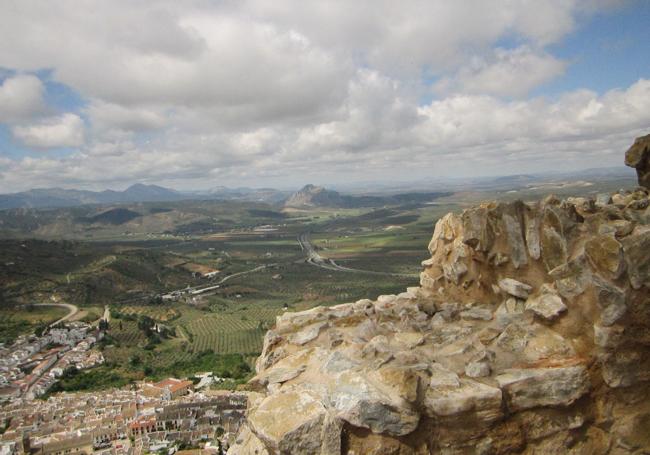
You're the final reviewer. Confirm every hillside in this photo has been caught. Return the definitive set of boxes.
[85,208,141,225]
[284,185,345,208]
[228,141,650,454]
[284,184,451,209]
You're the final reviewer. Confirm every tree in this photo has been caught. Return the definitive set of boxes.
[34,323,47,337]
[137,315,155,337]
[62,366,79,379]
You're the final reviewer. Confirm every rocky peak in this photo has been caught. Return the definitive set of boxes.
[284,184,344,208]
[625,133,650,188]
[229,150,650,454]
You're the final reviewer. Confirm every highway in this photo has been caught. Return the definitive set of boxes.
[297,233,418,278]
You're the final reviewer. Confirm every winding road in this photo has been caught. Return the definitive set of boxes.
[32,303,79,327]
[298,233,418,278]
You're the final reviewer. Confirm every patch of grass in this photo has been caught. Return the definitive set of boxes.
[150,350,252,380]
[0,306,68,344]
[46,366,134,395]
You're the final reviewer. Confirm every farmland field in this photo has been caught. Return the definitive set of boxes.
[0,305,69,344]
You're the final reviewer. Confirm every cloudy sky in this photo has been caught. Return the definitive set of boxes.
[0,0,649,192]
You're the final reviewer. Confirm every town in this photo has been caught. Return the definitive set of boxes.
[0,381,247,454]
[0,321,105,401]
[0,319,249,454]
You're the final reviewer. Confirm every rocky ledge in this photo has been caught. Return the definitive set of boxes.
[228,151,650,455]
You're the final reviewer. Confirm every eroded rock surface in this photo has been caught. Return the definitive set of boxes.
[626,133,650,188]
[229,183,650,454]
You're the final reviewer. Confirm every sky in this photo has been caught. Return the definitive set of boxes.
[0,0,649,193]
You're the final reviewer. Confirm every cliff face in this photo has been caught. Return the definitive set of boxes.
[228,189,650,453]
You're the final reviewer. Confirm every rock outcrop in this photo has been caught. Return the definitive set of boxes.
[284,184,345,208]
[626,134,650,188]
[229,171,650,453]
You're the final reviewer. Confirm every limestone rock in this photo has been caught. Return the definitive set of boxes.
[541,226,568,271]
[503,208,528,269]
[525,293,567,320]
[465,360,491,377]
[330,371,420,436]
[496,365,590,411]
[595,192,612,207]
[429,363,461,388]
[594,278,627,326]
[625,133,650,188]
[622,228,650,289]
[461,207,492,251]
[290,321,328,345]
[227,424,270,455]
[428,212,461,253]
[460,307,493,321]
[599,350,650,388]
[585,234,625,279]
[524,208,542,260]
[424,378,502,421]
[498,278,532,299]
[248,390,337,455]
[550,254,592,299]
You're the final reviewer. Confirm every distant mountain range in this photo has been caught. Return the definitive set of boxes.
[0,166,635,210]
[0,183,295,210]
[0,184,186,210]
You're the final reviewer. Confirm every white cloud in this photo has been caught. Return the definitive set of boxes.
[12,113,85,148]
[0,74,44,123]
[87,101,167,133]
[416,79,650,147]
[2,78,648,192]
[0,0,605,117]
[0,0,645,192]
[435,46,567,98]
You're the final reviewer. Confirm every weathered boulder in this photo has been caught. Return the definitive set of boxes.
[423,378,502,421]
[329,371,420,436]
[593,278,627,326]
[541,226,568,271]
[525,292,566,320]
[622,228,650,289]
[585,234,625,279]
[524,207,542,260]
[498,278,532,299]
[289,321,328,345]
[502,204,528,269]
[227,424,270,455]
[625,133,650,188]
[461,207,492,252]
[465,360,491,377]
[248,390,339,455]
[496,365,590,411]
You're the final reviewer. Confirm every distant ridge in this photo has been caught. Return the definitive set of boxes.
[284,184,344,208]
[0,184,184,210]
[284,184,450,208]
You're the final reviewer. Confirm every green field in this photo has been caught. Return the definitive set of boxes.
[0,305,68,344]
